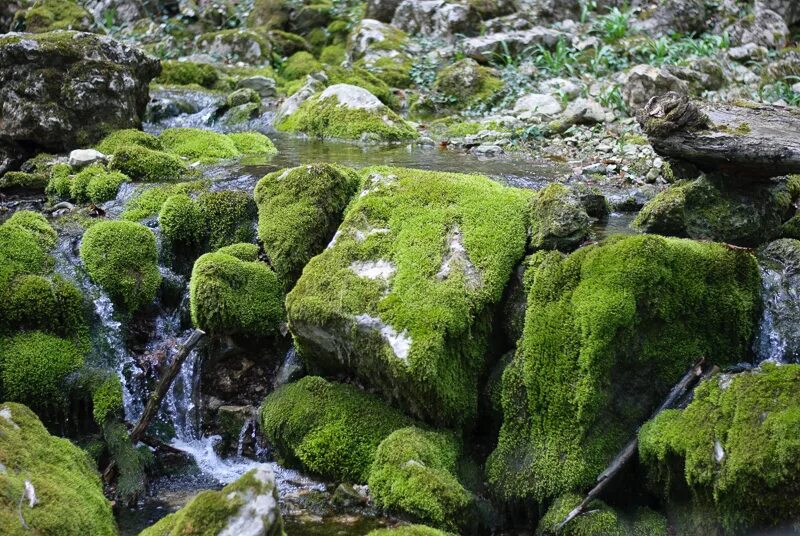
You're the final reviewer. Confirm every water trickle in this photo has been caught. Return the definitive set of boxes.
[754,262,800,363]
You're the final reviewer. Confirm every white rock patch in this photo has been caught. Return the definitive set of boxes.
[350,259,396,280]
[219,465,281,536]
[355,314,412,362]
[436,226,480,289]
[0,407,18,429]
[319,84,383,111]
[714,440,725,463]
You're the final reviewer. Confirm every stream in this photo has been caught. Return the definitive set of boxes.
[42,89,800,534]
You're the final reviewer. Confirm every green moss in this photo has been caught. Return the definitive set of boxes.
[189,246,283,338]
[156,61,219,89]
[2,273,86,338]
[367,526,452,536]
[536,493,667,536]
[0,332,85,410]
[326,65,398,108]
[282,51,323,80]
[196,29,272,63]
[216,242,260,260]
[0,212,53,288]
[121,181,208,221]
[0,402,116,535]
[13,0,92,33]
[96,129,163,155]
[80,220,161,312]
[320,43,346,65]
[287,167,530,427]
[529,183,591,251]
[486,235,761,503]
[4,211,57,249]
[368,427,471,530]
[227,132,278,156]
[70,164,129,204]
[268,29,312,56]
[46,163,74,198]
[277,91,418,141]
[254,163,359,287]
[139,467,283,536]
[260,376,415,482]
[639,363,800,533]
[159,194,204,248]
[102,420,149,505]
[432,59,504,110]
[0,171,48,192]
[159,128,242,164]
[196,190,258,250]
[92,374,123,425]
[355,55,413,88]
[110,145,188,182]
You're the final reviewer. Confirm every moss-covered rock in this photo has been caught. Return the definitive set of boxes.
[96,129,164,155]
[276,84,417,141]
[432,59,503,110]
[287,167,530,427]
[159,127,241,163]
[0,332,85,410]
[260,376,415,482]
[254,163,359,287]
[367,527,451,536]
[0,402,116,535]
[121,181,208,221]
[189,245,283,338]
[529,183,591,251]
[536,493,667,536]
[227,132,278,156]
[326,65,398,108]
[639,363,800,534]
[196,29,272,64]
[486,235,761,503]
[69,164,129,203]
[156,60,220,88]
[92,373,123,425]
[0,170,49,192]
[369,427,472,530]
[80,220,161,312]
[110,145,188,182]
[347,19,413,88]
[282,50,322,80]
[139,465,284,536]
[633,175,799,247]
[12,0,92,33]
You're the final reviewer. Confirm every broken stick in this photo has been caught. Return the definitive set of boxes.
[554,358,707,532]
[130,329,205,444]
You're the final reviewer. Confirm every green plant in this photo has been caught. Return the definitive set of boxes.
[593,7,630,43]
[532,38,578,77]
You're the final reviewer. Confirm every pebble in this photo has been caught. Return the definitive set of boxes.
[473,144,503,156]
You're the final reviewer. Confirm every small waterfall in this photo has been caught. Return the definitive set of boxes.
[754,261,800,363]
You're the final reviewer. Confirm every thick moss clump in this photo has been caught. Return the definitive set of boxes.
[276,85,418,141]
[96,129,164,155]
[140,465,284,536]
[70,164,129,204]
[92,374,123,425]
[156,60,219,88]
[80,220,161,312]
[0,332,85,409]
[260,376,414,482]
[0,171,49,192]
[287,167,530,427]
[368,527,452,536]
[633,175,799,247]
[227,132,278,156]
[0,403,116,535]
[121,181,208,221]
[529,183,591,252]
[161,190,257,252]
[432,59,503,110]
[536,493,667,536]
[282,50,322,80]
[159,128,241,164]
[189,245,283,338]
[369,427,472,530]
[486,235,761,503]
[254,163,359,287]
[12,0,92,33]
[110,145,188,182]
[639,363,800,533]
[326,65,398,108]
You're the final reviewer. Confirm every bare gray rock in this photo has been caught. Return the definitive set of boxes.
[621,64,689,113]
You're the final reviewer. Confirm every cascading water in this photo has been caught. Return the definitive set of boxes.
[754,256,800,363]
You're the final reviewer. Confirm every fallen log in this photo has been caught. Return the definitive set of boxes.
[130,329,205,444]
[554,358,708,532]
[637,92,800,180]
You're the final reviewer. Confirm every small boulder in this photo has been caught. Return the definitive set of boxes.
[68,149,106,169]
[237,76,277,99]
[366,0,404,22]
[726,5,790,49]
[513,93,563,117]
[391,0,479,41]
[529,183,590,251]
[461,28,565,63]
[621,64,689,112]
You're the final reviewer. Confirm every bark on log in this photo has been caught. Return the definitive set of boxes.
[554,358,707,532]
[130,329,205,444]
[637,92,800,180]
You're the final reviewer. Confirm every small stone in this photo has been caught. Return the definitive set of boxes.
[582,162,607,175]
[645,168,660,183]
[331,483,367,509]
[474,144,503,156]
[68,149,106,169]
[513,92,563,116]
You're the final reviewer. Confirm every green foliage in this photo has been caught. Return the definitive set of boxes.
[159,128,241,164]
[159,194,204,247]
[276,92,418,141]
[110,145,188,182]
[139,467,283,536]
[260,376,415,482]
[156,60,219,88]
[4,211,57,249]
[80,220,161,312]
[0,402,116,535]
[226,132,278,156]
[91,374,123,425]
[102,420,149,505]
[70,164,129,204]
[320,43,346,64]
[369,427,471,530]
[189,246,283,338]
[639,363,800,533]
[0,332,85,409]
[254,163,359,288]
[282,50,322,80]
[96,129,163,155]
[121,181,208,221]
[161,191,257,252]
[46,163,74,198]
[287,167,531,427]
[592,6,630,43]
[487,235,761,503]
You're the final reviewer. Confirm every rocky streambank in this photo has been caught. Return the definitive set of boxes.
[1,1,799,536]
